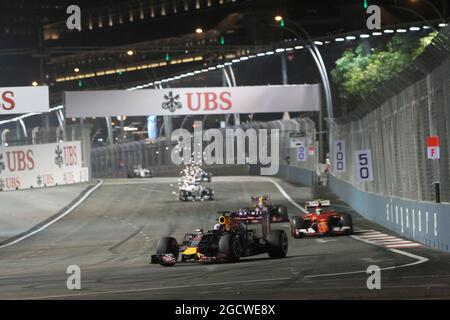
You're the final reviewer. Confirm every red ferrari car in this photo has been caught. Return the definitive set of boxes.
[290,200,353,238]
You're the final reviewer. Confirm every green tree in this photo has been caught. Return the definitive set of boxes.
[331,33,437,112]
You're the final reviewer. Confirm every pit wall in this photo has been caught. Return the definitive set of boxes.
[328,174,450,253]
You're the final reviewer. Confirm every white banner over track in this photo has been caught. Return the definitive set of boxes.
[0,86,49,115]
[64,84,321,117]
[0,141,89,191]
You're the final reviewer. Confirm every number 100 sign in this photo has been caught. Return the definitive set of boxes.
[355,149,374,182]
[332,140,346,173]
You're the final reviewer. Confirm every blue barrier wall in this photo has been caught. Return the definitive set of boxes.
[277,165,315,187]
[329,174,450,253]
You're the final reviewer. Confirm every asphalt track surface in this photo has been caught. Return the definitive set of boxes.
[1,176,450,300]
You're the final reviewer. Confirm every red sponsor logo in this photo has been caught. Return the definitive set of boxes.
[64,172,76,184]
[186,91,232,111]
[5,150,35,172]
[41,174,55,185]
[1,90,15,111]
[5,177,21,189]
[64,146,78,166]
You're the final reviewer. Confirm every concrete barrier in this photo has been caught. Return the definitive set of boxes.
[329,174,450,253]
[276,165,315,187]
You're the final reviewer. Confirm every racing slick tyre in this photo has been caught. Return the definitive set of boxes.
[156,237,179,261]
[219,233,242,262]
[290,216,304,238]
[266,230,288,258]
[341,213,353,235]
[277,205,288,221]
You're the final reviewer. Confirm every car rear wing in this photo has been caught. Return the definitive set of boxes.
[305,200,331,210]
[219,211,271,238]
[220,210,270,224]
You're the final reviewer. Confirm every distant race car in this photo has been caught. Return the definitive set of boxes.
[179,183,214,201]
[195,170,212,183]
[150,210,288,266]
[290,199,353,238]
[242,195,289,223]
[127,165,152,178]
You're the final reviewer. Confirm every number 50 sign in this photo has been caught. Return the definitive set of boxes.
[355,150,374,182]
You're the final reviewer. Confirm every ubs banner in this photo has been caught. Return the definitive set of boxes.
[0,86,49,115]
[64,84,321,117]
[0,141,89,191]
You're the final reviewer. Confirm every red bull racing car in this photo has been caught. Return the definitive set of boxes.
[239,195,289,223]
[290,199,353,238]
[150,211,288,266]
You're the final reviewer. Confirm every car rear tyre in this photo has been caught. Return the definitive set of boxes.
[156,237,179,260]
[266,230,288,258]
[341,213,353,235]
[219,233,242,262]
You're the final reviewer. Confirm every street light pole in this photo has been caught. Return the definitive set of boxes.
[281,20,334,118]
[275,18,333,162]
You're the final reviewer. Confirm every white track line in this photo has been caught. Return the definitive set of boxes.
[360,235,392,239]
[386,243,423,248]
[21,276,292,300]
[268,179,307,213]
[22,248,429,300]
[0,180,103,249]
[374,239,415,244]
[361,238,398,241]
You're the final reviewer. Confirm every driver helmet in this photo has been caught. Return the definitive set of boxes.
[213,224,221,231]
[315,208,323,215]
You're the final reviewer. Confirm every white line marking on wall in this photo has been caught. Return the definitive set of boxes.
[418,210,422,232]
[0,180,104,249]
[400,207,404,233]
[412,209,416,237]
[426,211,429,234]
[406,208,409,229]
[434,212,437,237]
[395,206,398,224]
[386,203,389,221]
